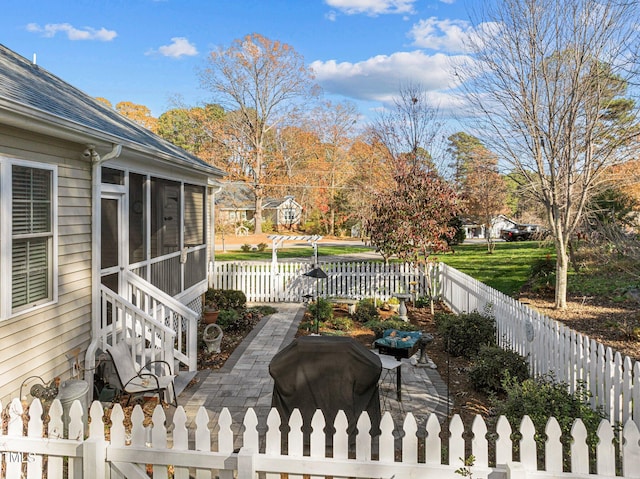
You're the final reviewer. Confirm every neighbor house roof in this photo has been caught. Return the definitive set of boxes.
[216,182,300,210]
[0,44,225,178]
[216,183,255,210]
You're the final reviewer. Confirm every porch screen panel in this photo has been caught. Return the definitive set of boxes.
[151,178,180,258]
[184,184,205,247]
[11,166,52,309]
[129,173,146,263]
[184,248,206,289]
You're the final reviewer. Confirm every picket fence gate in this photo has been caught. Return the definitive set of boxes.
[213,260,437,302]
[3,397,640,479]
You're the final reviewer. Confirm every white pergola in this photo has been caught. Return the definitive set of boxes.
[267,234,323,266]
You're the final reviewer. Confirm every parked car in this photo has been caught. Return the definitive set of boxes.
[500,224,547,241]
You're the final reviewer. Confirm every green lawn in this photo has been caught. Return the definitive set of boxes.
[216,241,554,297]
[215,245,374,262]
[436,242,555,296]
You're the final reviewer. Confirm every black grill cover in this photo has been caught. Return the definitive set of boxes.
[269,336,382,436]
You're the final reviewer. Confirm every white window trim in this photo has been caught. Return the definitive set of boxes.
[0,156,58,320]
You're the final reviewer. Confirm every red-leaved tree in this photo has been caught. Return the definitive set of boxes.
[367,163,460,263]
[366,163,461,309]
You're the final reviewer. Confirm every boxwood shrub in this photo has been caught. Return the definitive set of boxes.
[435,310,496,358]
[205,288,247,310]
[469,345,530,394]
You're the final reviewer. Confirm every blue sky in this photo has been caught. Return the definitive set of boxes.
[2,0,481,124]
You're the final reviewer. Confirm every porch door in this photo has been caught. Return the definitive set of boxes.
[101,191,126,294]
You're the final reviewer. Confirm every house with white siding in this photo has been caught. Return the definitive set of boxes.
[0,44,225,404]
[216,182,303,231]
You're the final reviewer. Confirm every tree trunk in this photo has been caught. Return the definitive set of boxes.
[254,185,264,234]
[485,227,494,254]
[555,241,569,310]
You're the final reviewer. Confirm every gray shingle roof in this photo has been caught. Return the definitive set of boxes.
[0,44,224,176]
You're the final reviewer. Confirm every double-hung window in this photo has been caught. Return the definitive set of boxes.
[1,159,57,317]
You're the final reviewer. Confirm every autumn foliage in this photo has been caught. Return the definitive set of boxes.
[366,162,461,264]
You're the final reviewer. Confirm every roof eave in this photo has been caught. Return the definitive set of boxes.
[0,98,226,179]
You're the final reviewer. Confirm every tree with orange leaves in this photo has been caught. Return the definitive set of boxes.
[200,33,318,233]
[116,101,157,132]
[454,134,509,253]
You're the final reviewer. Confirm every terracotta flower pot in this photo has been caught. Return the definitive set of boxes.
[203,309,219,324]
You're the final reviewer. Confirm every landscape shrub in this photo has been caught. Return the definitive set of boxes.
[364,318,420,339]
[216,308,241,331]
[469,345,529,394]
[528,254,555,293]
[353,298,380,323]
[308,297,333,322]
[261,218,274,233]
[492,375,607,471]
[435,310,496,358]
[205,289,247,310]
[414,296,431,308]
[256,242,267,252]
[240,244,252,252]
[326,316,353,331]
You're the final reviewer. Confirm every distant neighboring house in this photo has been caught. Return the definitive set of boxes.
[216,182,302,231]
[462,215,518,239]
[216,182,255,225]
[263,195,303,230]
[490,215,518,238]
[0,44,225,403]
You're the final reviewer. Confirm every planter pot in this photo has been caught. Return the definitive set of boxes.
[203,309,220,324]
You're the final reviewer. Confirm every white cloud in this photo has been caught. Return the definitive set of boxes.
[26,22,117,41]
[324,0,416,16]
[155,37,198,58]
[325,10,338,21]
[310,50,472,107]
[409,17,501,53]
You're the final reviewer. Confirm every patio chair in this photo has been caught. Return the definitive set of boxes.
[106,341,177,407]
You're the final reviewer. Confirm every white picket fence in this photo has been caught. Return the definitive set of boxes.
[213,260,437,302]
[215,260,640,430]
[4,397,640,478]
[439,263,640,430]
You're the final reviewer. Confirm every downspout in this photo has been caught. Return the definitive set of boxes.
[208,184,223,289]
[84,144,122,398]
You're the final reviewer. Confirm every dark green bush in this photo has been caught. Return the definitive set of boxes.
[414,296,431,308]
[216,308,240,330]
[308,297,333,322]
[257,242,267,252]
[492,375,607,470]
[435,310,496,358]
[353,298,380,323]
[364,319,420,338]
[240,244,252,252]
[205,289,247,310]
[469,345,530,394]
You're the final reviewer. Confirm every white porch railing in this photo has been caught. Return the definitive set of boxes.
[99,285,177,372]
[5,397,640,478]
[98,271,199,373]
[125,271,199,371]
